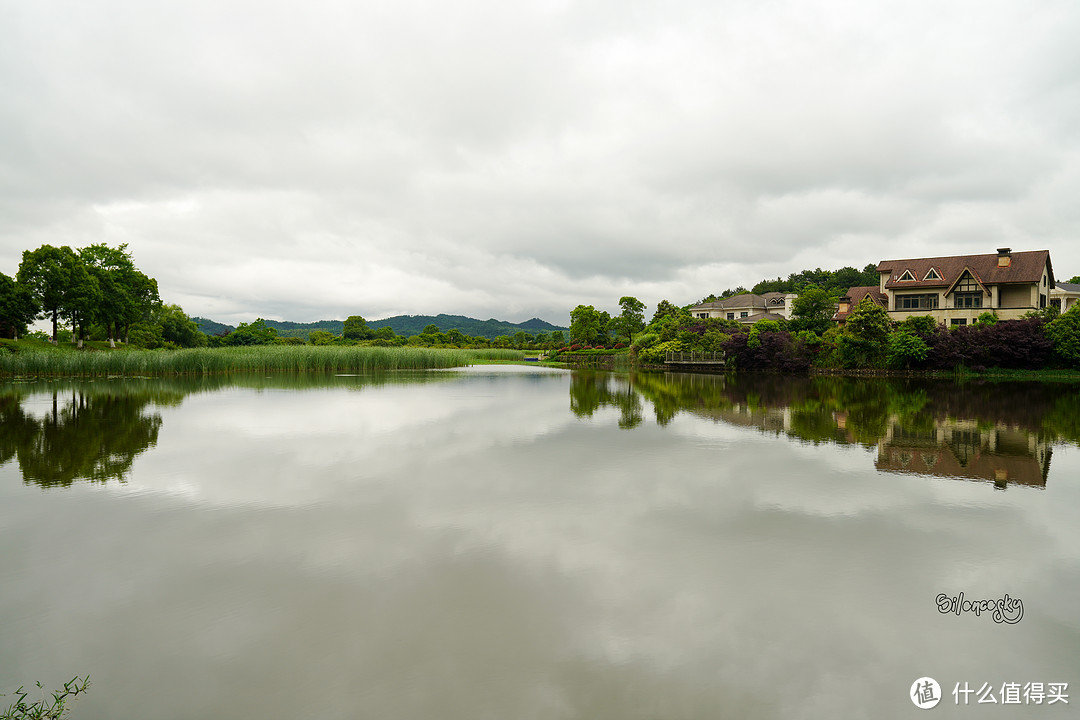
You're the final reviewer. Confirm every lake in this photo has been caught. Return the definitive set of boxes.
[2,367,1078,719]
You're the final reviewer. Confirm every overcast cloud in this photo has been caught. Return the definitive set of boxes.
[2,0,1078,326]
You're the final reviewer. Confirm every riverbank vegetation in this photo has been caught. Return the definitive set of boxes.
[630,298,1080,374]
[0,345,525,377]
[1,676,90,720]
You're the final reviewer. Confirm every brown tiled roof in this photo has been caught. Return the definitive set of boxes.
[833,286,887,322]
[877,250,1053,290]
[690,293,767,311]
[690,291,795,312]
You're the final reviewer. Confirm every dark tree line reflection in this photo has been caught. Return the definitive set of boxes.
[2,373,459,490]
[569,370,1080,489]
[0,386,173,488]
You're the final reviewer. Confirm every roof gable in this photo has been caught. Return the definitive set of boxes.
[877,250,1050,290]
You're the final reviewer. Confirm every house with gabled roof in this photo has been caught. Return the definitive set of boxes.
[687,291,797,324]
[833,286,888,325]
[1050,282,1080,314]
[872,248,1053,326]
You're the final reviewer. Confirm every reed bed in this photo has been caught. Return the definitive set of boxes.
[0,346,526,377]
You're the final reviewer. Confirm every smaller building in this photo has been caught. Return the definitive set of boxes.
[688,292,797,324]
[833,286,888,325]
[1050,282,1080,314]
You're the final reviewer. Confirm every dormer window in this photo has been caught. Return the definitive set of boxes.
[923,268,941,281]
[952,270,983,308]
[897,270,916,282]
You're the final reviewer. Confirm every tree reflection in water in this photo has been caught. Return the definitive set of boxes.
[568,370,1080,489]
[3,386,170,488]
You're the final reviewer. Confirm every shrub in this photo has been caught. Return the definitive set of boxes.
[887,329,930,369]
[637,339,685,365]
[898,315,938,336]
[633,332,658,349]
[1045,305,1080,367]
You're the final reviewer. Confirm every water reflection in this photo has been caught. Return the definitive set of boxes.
[569,370,1080,488]
[0,385,173,488]
[1,373,460,489]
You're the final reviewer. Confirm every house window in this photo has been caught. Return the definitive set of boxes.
[727,312,735,320]
[951,318,967,326]
[697,312,709,318]
[1041,294,1047,308]
[954,292,982,309]
[954,271,980,292]
[923,268,942,281]
[896,294,938,310]
[897,270,916,282]
[740,312,748,318]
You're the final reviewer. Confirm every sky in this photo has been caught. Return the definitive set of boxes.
[2,0,1079,327]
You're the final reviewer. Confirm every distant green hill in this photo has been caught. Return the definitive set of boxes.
[194,314,568,340]
[191,317,235,336]
[367,314,568,340]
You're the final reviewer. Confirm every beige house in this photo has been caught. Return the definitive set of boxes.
[872,248,1054,326]
[688,292,797,324]
[1050,282,1080,314]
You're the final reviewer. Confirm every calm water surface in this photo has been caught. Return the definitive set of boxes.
[2,367,1079,719]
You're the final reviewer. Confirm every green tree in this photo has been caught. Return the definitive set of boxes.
[1068,276,1080,284]
[308,330,335,345]
[17,245,82,343]
[790,288,835,335]
[616,296,646,344]
[570,305,602,345]
[837,297,892,368]
[373,326,396,341]
[887,329,930,369]
[225,319,278,346]
[156,304,207,347]
[342,315,373,341]
[650,299,687,325]
[0,273,37,339]
[1045,304,1080,367]
[422,323,440,335]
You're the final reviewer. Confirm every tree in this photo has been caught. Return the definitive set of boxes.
[224,319,278,345]
[343,315,373,341]
[17,245,83,343]
[79,243,154,347]
[0,272,37,339]
[790,288,835,335]
[650,300,684,325]
[156,304,207,347]
[837,297,892,367]
[569,305,602,345]
[616,296,646,344]
[1046,304,1080,367]
[1069,276,1080,284]
[373,326,396,341]
[422,323,440,335]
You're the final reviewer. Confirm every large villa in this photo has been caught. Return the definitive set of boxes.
[689,247,1075,328]
[835,248,1062,326]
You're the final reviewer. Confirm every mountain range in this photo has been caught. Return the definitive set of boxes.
[192,314,569,340]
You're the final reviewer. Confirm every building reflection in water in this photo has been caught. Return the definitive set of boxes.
[569,370,1076,490]
[875,420,1050,489]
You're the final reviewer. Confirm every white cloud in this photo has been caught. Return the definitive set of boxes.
[2,0,1079,324]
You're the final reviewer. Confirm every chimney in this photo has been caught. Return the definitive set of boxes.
[997,247,1012,268]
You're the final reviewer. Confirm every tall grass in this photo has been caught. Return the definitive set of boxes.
[0,346,526,377]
